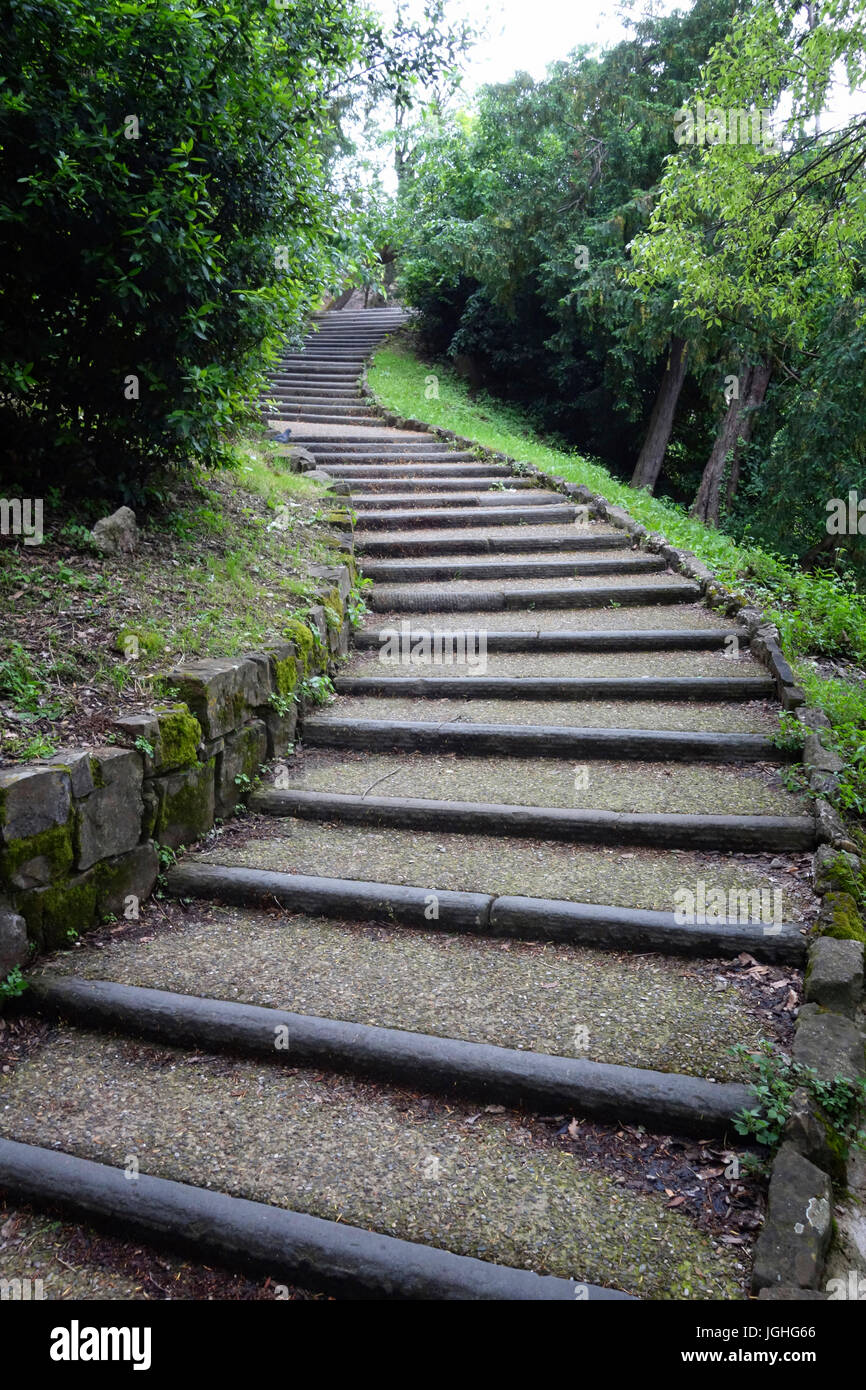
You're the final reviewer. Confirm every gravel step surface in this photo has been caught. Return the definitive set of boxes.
[195,818,816,920]
[264,747,805,817]
[359,605,738,632]
[36,907,793,1079]
[310,695,779,734]
[0,1025,747,1298]
[345,649,769,681]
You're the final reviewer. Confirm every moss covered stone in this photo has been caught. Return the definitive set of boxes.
[215,723,267,820]
[17,845,158,953]
[0,822,74,891]
[155,704,202,772]
[274,655,298,697]
[282,618,321,677]
[816,891,866,944]
[153,759,216,850]
[19,872,100,951]
[322,586,344,634]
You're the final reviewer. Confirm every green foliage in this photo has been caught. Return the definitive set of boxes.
[393,2,739,478]
[0,0,366,500]
[630,0,866,563]
[773,713,807,753]
[347,576,374,629]
[0,643,62,719]
[269,692,296,717]
[732,1041,866,1157]
[299,674,335,705]
[133,736,155,758]
[797,667,866,816]
[0,966,28,1000]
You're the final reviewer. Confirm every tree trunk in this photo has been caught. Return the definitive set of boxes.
[692,361,771,524]
[630,336,689,491]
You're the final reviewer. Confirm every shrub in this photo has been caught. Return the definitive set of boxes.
[0,0,363,500]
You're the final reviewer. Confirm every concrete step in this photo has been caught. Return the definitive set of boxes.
[267,412,377,425]
[309,459,487,470]
[301,716,785,763]
[348,478,539,495]
[251,785,815,852]
[357,604,736,633]
[351,624,744,651]
[354,505,579,530]
[165,862,807,963]
[0,1139,602,1301]
[0,1038,738,1298]
[352,491,566,510]
[308,692,778,736]
[360,555,666,581]
[22,977,753,1137]
[345,647,768,681]
[366,582,702,610]
[355,529,629,555]
[333,674,775,699]
[192,816,813,927]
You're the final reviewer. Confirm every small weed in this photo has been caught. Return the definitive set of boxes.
[0,966,28,999]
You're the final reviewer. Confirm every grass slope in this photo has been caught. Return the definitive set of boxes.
[0,435,354,764]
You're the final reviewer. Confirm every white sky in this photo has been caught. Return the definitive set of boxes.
[458,0,665,90]
[372,0,864,115]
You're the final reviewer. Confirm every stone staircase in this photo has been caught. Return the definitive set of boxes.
[0,310,818,1301]
[260,309,407,425]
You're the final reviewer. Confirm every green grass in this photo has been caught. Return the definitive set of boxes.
[369,340,866,817]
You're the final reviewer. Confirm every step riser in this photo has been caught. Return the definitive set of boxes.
[267,414,375,424]
[361,559,666,580]
[314,463,497,472]
[353,494,565,511]
[347,480,539,494]
[0,1140,603,1301]
[24,978,754,1137]
[302,718,784,763]
[334,677,775,699]
[366,586,702,610]
[251,789,816,853]
[357,536,629,555]
[355,507,577,530]
[353,628,742,651]
[165,864,807,965]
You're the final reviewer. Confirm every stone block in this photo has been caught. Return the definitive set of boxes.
[0,906,28,977]
[805,937,863,1016]
[793,1004,864,1083]
[0,765,74,890]
[46,749,95,799]
[151,759,215,850]
[76,748,144,871]
[752,1143,832,1290]
[783,1086,847,1185]
[167,657,272,740]
[215,721,268,819]
[261,705,298,759]
[0,765,72,842]
[17,844,158,951]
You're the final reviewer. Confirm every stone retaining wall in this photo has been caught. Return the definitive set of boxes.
[0,556,355,977]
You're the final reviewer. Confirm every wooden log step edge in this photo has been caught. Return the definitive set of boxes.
[0,1138,628,1301]
[165,862,808,964]
[23,976,753,1137]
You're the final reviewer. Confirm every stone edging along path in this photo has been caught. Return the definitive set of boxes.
[357,347,866,1298]
[0,308,862,1301]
